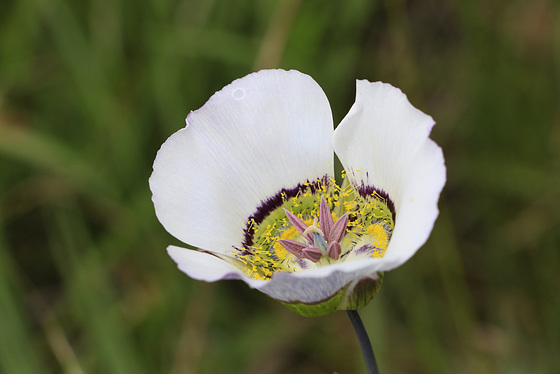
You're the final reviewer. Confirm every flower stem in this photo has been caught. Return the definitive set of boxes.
[347,310,380,374]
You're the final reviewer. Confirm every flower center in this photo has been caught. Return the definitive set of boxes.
[234,176,394,280]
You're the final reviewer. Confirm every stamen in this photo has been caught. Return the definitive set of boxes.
[327,241,341,260]
[303,247,322,263]
[283,209,314,243]
[319,196,334,239]
[329,212,349,243]
[277,239,307,258]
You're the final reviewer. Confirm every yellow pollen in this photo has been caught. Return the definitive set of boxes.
[366,223,390,257]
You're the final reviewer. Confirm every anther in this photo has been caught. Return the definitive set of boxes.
[284,209,314,244]
[326,241,341,260]
[277,239,307,258]
[302,247,322,263]
[319,196,334,238]
[329,212,349,243]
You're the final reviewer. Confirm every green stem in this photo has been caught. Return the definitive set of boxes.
[347,310,380,374]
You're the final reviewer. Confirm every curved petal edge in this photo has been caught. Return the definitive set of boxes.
[333,80,446,271]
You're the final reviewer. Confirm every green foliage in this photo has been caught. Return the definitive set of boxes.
[1,0,559,373]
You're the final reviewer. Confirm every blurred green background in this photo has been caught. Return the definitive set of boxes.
[1,0,559,373]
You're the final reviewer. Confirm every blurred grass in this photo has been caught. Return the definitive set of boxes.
[1,0,559,373]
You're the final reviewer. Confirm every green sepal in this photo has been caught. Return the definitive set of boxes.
[342,272,384,311]
[280,284,349,317]
[279,272,383,317]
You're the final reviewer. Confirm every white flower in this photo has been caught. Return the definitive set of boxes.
[149,69,445,316]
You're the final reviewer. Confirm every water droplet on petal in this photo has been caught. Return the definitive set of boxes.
[233,88,245,100]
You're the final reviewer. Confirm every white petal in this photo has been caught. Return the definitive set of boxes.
[167,246,267,287]
[332,81,446,270]
[259,257,389,303]
[169,246,385,304]
[150,70,334,253]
